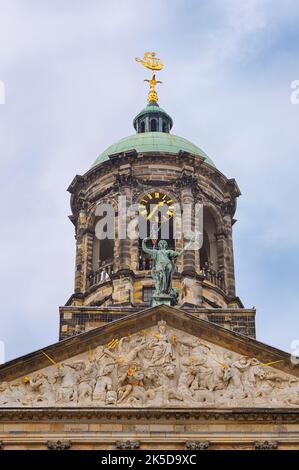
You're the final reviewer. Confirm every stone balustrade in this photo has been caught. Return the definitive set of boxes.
[87,263,114,287]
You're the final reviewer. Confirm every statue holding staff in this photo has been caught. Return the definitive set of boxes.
[142,231,198,305]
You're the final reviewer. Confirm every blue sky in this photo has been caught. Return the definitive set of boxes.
[0,0,299,361]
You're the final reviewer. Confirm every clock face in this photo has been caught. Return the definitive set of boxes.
[139,191,175,224]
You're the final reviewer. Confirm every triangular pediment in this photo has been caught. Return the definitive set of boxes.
[0,305,299,409]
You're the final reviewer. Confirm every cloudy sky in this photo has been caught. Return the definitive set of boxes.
[0,0,299,362]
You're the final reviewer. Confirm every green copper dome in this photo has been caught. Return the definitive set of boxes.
[92,132,215,167]
[91,102,215,168]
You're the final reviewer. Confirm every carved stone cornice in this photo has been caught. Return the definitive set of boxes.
[0,409,299,423]
[134,178,172,188]
[76,151,236,202]
[111,269,135,280]
[67,175,84,194]
[70,194,90,222]
[175,172,198,190]
[186,441,210,450]
[115,174,138,189]
[254,440,278,450]
[108,149,138,164]
[115,440,140,450]
[178,150,205,165]
[221,200,236,218]
[227,178,241,198]
[70,169,234,219]
[47,440,72,450]
[89,185,118,205]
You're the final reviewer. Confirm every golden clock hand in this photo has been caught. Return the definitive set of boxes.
[147,201,164,221]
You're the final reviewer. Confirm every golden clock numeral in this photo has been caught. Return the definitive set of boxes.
[162,194,167,200]
[155,192,159,199]
[147,193,153,200]
[140,200,147,205]
[166,200,173,204]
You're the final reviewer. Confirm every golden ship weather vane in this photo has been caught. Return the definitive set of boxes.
[135,52,164,103]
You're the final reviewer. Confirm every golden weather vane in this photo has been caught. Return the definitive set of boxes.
[135,52,164,103]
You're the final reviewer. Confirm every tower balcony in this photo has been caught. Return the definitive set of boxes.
[200,262,225,291]
[87,261,114,288]
[138,254,153,271]
[137,255,225,291]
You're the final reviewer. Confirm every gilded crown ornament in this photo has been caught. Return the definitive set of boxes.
[135,52,164,103]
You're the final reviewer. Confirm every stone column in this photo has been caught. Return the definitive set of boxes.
[74,209,89,295]
[112,169,135,306]
[215,231,226,287]
[180,183,202,307]
[181,186,196,276]
[216,218,236,298]
[225,222,236,298]
[116,177,133,273]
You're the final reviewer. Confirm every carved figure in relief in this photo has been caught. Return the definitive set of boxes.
[284,379,299,406]
[0,382,11,406]
[117,368,147,405]
[238,358,263,397]
[10,381,32,406]
[148,320,173,366]
[222,353,248,399]
[174,366,199,402]
[93,364,114,403]
[159,363,177,405]
[1,321,299,409]
[106,390,117,405]
[143,368,162,390]
[28,372,55,405]
[78,361,95,404]
[106,335,147,368]
[55,362,82,403]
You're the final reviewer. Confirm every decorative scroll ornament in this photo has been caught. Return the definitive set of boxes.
[186,441,210,450]
[47,440,72,450]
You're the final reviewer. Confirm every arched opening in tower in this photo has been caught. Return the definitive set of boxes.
[200,209,218,270]
[150,119,157,132]
[200,230,210,266]
[91,236,114,285]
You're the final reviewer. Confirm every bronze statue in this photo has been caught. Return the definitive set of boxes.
[142,236,195,305]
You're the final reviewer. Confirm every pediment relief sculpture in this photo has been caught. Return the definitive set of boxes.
[1,320,298,408]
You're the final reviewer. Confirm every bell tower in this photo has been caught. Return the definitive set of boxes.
[59,53,255,340]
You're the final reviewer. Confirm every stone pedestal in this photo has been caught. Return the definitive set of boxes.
[151,293,172,307]
[181,276,202,307]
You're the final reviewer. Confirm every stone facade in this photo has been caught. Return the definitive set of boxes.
[1,409,299,450]
[1,93,296,451]
[1,319,295,409]
[59,305,256,340]
[0,306,299,450]
[63,148,250,339]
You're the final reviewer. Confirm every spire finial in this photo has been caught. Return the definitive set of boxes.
[135,52,164,103]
